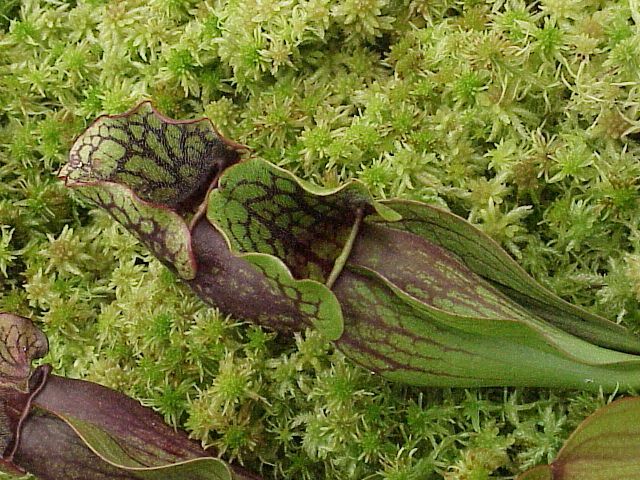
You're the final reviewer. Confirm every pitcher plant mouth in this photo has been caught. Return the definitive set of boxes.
[58,102,640,392]
[59,102,248,280]
[59,101,246,217]
[0,313,48,394]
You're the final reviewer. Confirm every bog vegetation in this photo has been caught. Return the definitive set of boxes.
[1,1,639,479]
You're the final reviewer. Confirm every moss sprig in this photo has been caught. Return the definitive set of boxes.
[2,0,640,478]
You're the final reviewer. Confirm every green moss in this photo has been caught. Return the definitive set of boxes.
[1,0,640,478]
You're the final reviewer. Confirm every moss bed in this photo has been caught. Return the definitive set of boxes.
[1,1,639,478]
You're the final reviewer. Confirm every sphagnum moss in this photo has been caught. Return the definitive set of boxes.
[1,0,640,479]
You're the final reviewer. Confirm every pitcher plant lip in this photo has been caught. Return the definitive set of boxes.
[59,101,247,180]
[58,102,250,280]
[0,313,49,393]
[58,101,248,215]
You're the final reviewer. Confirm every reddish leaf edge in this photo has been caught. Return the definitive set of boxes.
[517,396,640,480]
[0,365,51,475]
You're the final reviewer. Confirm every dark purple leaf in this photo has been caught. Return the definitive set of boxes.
[0,315,262,480]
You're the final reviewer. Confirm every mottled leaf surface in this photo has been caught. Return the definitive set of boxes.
[206,158,399,339]
[333,267,640,389]
[61,103,244,280]
[207,158,398,282]
[379,200,640,354]
[0,314,47,392]
[62,102,240,211]
[518,397,640,480]
[241,253,343,340]
[60,105,640,393]
[74,182,197,279]
[188,220,337,336]
[348,223,532,321]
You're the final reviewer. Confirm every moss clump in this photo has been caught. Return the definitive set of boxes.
[1,1,639,479]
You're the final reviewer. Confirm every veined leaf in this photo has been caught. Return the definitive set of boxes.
[379,200,640,354]
[60,102,244,280]
[0,313,48,392]
[74,182,198,279]
[206,158,399,340]
[207,158,399,283]
[187,220,338,336]
[518,397,640,480]
[62,102,241,212]
[333,266,640,389]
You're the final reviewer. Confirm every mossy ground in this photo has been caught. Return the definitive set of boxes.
[1,0,640,479]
